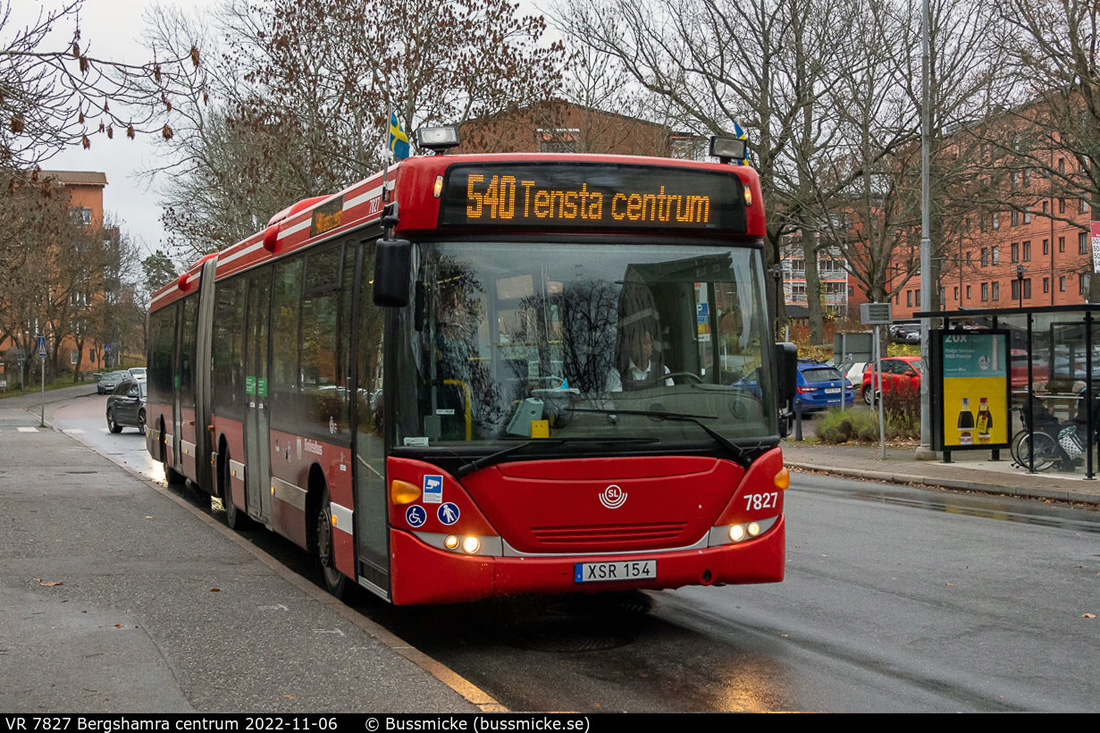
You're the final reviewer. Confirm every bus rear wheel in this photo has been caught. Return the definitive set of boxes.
[159,421,185,486]
[220,446,248,530]
[313,484,348,599]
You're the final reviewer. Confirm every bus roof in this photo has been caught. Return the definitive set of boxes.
[150,152,764,310]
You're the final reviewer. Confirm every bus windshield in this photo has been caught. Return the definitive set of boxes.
[394,241,777,450]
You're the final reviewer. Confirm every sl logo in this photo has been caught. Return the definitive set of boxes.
[599,484,628,509]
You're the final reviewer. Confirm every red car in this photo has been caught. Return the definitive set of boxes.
[1010,349,1049,390]
[862,356,922,405]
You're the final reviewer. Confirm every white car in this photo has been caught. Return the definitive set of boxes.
[128,367,147,381]
[831,361,870,385]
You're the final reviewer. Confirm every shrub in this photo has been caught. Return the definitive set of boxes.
[815,406,880,443]
[887,342,920,357]
[882,379,920,439]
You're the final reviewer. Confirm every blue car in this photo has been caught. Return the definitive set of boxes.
[795,362,854,412]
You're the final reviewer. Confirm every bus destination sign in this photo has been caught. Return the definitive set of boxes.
[438,163,746,232]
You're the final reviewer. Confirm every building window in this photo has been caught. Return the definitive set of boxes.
[992,246,1000,264]
[1023,240,1031,261]
[966,284,972,299]
[1059,236,1066,253]
[1080,199,1090,215]
[1060,198,1066,214]
[981,248,989,266]
[992,213,1000,230]
[992,281,1000,301]
[1011,210,1019,226]
[1080,273,1088,296]
[1060,276,1067,292]
[536,128,578,153]
[1080,231,1089,255]
[1011,242,1019,262]
[1024,206,1032,223]
[1042,200,1048,214]
[1043,277,1050,294]
[667,134,706,160]
[1023,168,1031,187]
[981,282,989,301]
[907,290,913,307]
[1043,239,1049,255]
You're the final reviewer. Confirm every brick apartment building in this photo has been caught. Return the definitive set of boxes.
[0,170,113,384]
[891,192,1093,319]
[458,98,704,158]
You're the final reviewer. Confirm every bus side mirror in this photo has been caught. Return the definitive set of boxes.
[775,341,798,406]
[373,238,411,307]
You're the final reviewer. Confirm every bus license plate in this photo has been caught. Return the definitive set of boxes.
[574,560,656,583]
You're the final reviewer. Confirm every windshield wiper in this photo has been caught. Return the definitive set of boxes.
[569,407,753,468]
[455,437,659,477]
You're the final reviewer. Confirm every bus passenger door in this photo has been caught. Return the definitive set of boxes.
[353,241,390,597]
[244,268,273,524]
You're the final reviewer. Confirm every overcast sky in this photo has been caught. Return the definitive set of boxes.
[19,0,556,267]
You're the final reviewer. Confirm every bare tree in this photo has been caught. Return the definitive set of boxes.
[146,0,563,258]
[0,0,200,169]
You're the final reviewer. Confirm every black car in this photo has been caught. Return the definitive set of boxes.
[106,378,147,434]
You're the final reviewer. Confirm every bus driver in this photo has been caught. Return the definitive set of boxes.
[606,314,673,392]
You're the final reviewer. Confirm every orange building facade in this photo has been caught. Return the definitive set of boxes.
[890,199,1093,320]
[0,170,110,384]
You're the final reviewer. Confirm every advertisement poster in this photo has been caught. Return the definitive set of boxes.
[1091,221,1100,274]
[940,332,1010,449]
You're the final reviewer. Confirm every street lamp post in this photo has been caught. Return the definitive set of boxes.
[1016,265,1026,308]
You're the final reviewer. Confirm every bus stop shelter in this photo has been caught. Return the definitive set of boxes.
[916,304,1100,478]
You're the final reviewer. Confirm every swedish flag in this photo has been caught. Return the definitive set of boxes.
[389,111,410,160]
[732,120,749,166]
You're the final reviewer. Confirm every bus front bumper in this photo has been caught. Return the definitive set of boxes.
[387,517,785,605]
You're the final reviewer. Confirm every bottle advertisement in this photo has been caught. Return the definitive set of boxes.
[939,331,1010,449]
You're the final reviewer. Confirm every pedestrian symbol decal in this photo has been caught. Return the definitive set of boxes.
[405,505,427,528]
[437,502,460,526]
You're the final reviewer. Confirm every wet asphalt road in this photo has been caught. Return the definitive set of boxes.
[33,392,1100,712]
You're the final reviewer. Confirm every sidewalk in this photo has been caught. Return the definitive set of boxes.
[782,438,1100,506]
[0,389,495,713]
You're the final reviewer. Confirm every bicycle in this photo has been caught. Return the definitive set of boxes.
[1009,402,1074,472]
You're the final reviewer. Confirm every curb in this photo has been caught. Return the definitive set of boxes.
[787,461,1100,506]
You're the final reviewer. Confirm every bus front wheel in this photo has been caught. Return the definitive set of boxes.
[313,484,348,599]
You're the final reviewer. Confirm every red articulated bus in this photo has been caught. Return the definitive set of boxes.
[146,132,797,604]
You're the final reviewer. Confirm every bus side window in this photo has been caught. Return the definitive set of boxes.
[271,257,303,427]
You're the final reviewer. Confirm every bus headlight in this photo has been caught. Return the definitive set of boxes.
[713,516,779,546]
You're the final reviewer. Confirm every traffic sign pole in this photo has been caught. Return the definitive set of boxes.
[38,336,46,427]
